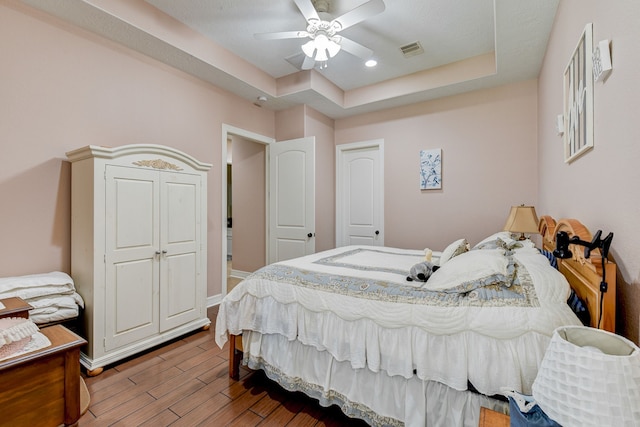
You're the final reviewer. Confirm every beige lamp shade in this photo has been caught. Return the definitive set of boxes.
[532,326,640,426]
[503,205,539,240]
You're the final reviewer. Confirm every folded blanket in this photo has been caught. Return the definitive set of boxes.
[30,307,80,325]
[0,272,84,308]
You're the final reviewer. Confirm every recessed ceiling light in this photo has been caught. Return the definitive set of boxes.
[365,59,377,67]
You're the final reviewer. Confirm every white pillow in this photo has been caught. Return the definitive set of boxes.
[472,231,512,249]
[438,238,469,265]
[425,249,508,291]
[473,232,537,251]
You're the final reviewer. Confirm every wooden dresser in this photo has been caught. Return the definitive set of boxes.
[0,325,86,427]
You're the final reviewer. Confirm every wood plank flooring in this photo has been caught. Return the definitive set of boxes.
[79,306,368,426]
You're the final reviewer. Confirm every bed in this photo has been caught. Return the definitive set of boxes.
[215,217,616,426]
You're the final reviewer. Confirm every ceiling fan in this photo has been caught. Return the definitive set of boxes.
[255,0,385,70]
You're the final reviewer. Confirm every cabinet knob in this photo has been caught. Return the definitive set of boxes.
[375,230,380,235]
[307,233,313,238]
[155,251,161,255]
[162,250,168,254]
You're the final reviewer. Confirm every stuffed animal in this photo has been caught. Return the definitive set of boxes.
[406,261,439,282]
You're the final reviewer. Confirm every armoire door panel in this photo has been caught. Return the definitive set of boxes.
[160,252,198,331]
[160,172,201,331]
[106,258,159,351]
[163,177,198,245]
[114,178,156,249]
[106,166,160,264]
[105,166,160,351]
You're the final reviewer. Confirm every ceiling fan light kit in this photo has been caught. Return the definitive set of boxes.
[302,33,341,62]
[255,0,385,70]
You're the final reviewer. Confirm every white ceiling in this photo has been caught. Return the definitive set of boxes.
[21,0,559,119]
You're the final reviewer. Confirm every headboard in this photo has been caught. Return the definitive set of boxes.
[538,215,616,333]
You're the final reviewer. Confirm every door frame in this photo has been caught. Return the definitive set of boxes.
[219,124,274,302]
[336,139,385,247]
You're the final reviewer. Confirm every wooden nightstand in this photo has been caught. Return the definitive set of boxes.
[479,406,510,427]
[0,297,33,319]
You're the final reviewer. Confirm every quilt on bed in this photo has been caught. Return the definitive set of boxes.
[216,242,581,396]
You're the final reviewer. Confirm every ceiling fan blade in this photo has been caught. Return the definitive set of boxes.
[254,31,309,40]
[339,37,373,59]
[301,55,316,70]
[294,0,320,23]
[331,0,385,31]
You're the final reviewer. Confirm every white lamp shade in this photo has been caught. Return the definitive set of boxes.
[301,40,316,58]
[301,35,341,62]
[532,326,640,426]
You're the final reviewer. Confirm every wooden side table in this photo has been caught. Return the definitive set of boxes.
[0,325,87,427]
[479,406,510,427]
[0,297,33,319]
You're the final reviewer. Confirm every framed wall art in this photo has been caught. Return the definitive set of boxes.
[563,23,594,163]
[419,148,442,190]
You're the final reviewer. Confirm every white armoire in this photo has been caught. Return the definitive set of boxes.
[66,144,211,375]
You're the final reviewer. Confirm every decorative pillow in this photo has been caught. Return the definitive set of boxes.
[567,290,591,326]
[538,249,558,270]
[438,238,469,266]
[472,231,512,250]
[473,232,535,251]
[425,249,509,291]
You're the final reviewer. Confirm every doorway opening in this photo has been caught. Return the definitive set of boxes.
[220,124,274,299]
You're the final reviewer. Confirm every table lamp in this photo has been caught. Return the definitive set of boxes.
[532,326,640,426]
[503,205,539,240]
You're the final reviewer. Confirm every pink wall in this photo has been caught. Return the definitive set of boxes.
[538,0,640,341]
[336,80,539,251]
[0,1,275,298]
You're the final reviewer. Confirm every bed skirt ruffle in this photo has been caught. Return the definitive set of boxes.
[243,331,508,427]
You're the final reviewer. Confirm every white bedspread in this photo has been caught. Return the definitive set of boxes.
[216,245,581,396]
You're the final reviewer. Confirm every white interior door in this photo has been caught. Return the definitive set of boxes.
[336,140,384,247]
[268,137,315,263]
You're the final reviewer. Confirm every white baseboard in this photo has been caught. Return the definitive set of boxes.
[207,269,251,308]
[230,269,250,279]
[207,294,222,307]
